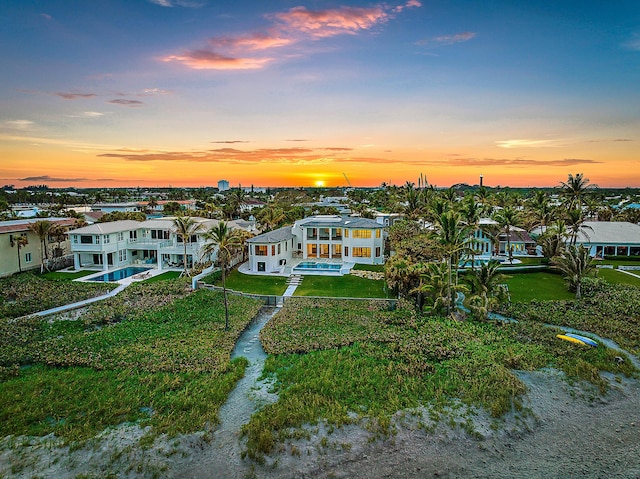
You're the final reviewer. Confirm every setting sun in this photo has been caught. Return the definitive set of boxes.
[315,180,326,187]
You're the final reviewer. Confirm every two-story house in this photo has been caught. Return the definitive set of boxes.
[246,215,385,274]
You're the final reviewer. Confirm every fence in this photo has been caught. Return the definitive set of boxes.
[196,281,398,309]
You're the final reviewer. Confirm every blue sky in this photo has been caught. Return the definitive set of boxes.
[1,0,639,188]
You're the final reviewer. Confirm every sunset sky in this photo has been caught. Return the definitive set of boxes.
[1,0,639,189]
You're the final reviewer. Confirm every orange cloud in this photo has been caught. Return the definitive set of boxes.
[162,50,273,70]
[209,32,293,51]
[271,5,389,38]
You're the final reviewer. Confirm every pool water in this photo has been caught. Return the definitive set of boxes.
[90,267,151,282]
[293,261,342,271]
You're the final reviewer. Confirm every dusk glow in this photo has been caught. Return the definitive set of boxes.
[1,1,639,188]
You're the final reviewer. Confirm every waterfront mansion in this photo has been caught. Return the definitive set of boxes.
[246,215,385,274]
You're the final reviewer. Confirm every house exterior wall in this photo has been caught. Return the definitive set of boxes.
[0,219,74,277]
[248,238,294,273]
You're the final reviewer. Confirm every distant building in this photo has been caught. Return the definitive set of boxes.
[218,180,230,192]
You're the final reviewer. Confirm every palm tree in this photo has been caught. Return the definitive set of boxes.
[560,173,593,209]
[412,261,450,314]
[258,207,285,232]
[466,260,508,320]
[227,189,246,219]
[200,222,242,330]
[538,223,566,262]
[172,215,201,277]
[14,235,29,272]
[552,245,595,299]
[432,210,471,314]
[29,220,52,273]
[565,208,593,246]
[494,206,521,263]
[460,193,481,270]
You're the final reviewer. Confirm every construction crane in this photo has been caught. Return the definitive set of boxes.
[343,173,353,188]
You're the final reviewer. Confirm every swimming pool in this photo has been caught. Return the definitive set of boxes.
[293,261,342,273]
[90,267,151,282]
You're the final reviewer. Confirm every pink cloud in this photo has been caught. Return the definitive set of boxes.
[209,32,293,51]
[162,50,273,70]
[406,0,422,7]
[272,6,389,38]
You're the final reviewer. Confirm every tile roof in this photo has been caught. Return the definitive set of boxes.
[0,217,76,234]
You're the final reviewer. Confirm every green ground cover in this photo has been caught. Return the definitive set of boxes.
[143,271,182,282]
[203,269,288,296]
[502,271,575,302]
[40,270,95,280]
[505,280,640,356]
[293,274,393,298]
[0,273,116,319]
[0,280,263,441]
[246,297,635,459]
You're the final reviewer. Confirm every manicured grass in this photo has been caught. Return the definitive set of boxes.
[503,271,575,302]
[293,274,393,298]
[353,264,385,272]
[143,271,182,283]
[598,258,640,268]
[597,268,640,287]
[245,298,634,459]
[40,270,95,280]
[0,280,264,441]
[203,269,288,295]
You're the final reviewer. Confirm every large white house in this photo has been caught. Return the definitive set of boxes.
[67,217,253,271]
[246,215,385,274]
[573,221,640,257]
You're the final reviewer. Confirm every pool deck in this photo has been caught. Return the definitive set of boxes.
[238,259,355,277]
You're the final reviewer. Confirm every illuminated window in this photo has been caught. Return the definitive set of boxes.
[307,244,317,258]
[376,229,381,238]
[255,245,267,256]
[351,230,372,239]
[352,247,371,257]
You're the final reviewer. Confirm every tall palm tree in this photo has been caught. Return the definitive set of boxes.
[172,215,201,277]
[565,208,593,246]
[200,222,242,330]
[412,261,451,314]
[227,189,246,219]
[560,173,593,209]
[552,245,595,299]
[494,206,521,263]
[460,193,481,270]
[29,220,52,273]
[15,235,29,272]
[432,210,471,314]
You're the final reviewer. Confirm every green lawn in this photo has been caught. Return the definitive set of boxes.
[353,264,385,272]
[503,271,575,302]
[204,269,288,296]
[41,270,95,280]
[294,274,393,298]
[597,268,640,287]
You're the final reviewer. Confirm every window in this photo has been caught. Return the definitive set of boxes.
[118,250,127,262]
[351,230,372,239]
[80,235,93,244]
[319,228,330,240]
[73,235,78,244]
[104,235,110,244]
[255,245,267,256]
[118,232,124,241]
[25,252,32,263]
[278,243,281,254]
[376,247,381,257]
[352,247,371,258]
[344,246,349,257]
[307,244,317,258]
[271,245,276,255]
[333,228,342,240]
[376,229,381,238]
[344,230,349,238]
[332,244,342,257]
[307,228,317,240]
[130,231,137,240]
